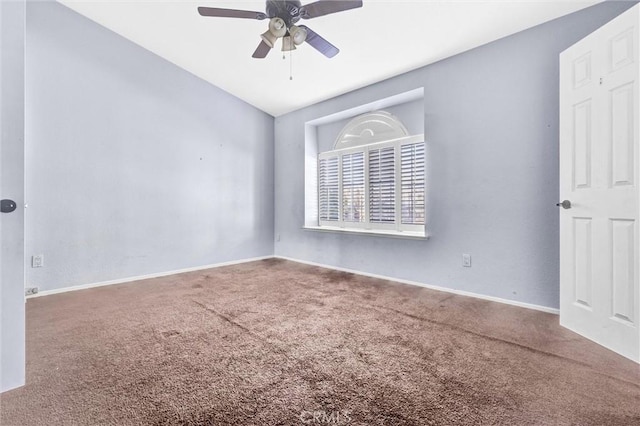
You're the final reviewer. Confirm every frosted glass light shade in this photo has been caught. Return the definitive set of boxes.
[289,25,307,46]
[261,30,278,48]
[261,17,287,48]
[281,36,296,51]
[268,17,286,37]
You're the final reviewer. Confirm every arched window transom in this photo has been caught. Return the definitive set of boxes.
[334,111,409,149]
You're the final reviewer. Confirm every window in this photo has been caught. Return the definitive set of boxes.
[401,142,426,225]
[341,152,365,222]
[317,112,425,235]
[318,157,339,221]
[369,146,395,224]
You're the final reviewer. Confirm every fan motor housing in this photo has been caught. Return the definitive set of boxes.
[266,0,303,26]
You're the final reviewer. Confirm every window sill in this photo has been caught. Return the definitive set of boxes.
[303,225,429,240]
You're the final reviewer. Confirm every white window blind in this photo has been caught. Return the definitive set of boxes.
[401,142,425,225]
[317,134,425,236]
[342,152,365,222]
[319,156,339,221]
[369,147,395,223]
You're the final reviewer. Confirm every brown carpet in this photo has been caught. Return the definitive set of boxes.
[1,259,638,425]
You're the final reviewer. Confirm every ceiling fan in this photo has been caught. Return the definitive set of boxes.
[198,1,363,58]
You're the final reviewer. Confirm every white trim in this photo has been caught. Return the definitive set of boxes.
[274,255,560,315]
[28,254,560,316]
[304,225,428,240]
[27,256,273,298]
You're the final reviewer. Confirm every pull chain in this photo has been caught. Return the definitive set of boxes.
[290,49,293,81]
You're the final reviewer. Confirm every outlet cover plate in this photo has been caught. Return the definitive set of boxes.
[32,255,44,268]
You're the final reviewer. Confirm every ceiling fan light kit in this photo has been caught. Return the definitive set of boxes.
[289,25,307,45]
[269,17,287,35]
[281,35,297,52]
[198,1,363,59]
[261,31,278,49]
[260,16,287,48]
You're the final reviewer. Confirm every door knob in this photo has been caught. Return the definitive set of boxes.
[1,199,17,213]
[556,200,571,209]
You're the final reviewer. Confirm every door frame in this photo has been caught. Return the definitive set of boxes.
[0,0,26,393]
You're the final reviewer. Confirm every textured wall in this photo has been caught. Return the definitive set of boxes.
[25,2,274,292]
[274,1,636,310]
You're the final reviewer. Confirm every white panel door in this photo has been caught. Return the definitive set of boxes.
[560,5,640,363]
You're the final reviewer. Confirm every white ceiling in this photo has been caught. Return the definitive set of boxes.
[58,0,602,116]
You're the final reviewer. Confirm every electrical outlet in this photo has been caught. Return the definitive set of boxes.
[25,287,39,296]
[32,255,44,268]
[462,254,471,267]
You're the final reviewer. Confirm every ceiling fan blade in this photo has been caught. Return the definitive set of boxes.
[252,40,272,58]
[301,1,363,19]
[298,25,339,58]
[197,7,267,20]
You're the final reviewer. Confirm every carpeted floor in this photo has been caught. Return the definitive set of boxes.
[1,259,638,425]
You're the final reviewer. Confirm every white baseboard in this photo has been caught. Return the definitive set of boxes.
[28,256,273,298]
[29,254,560,315]
[274,255,560,315]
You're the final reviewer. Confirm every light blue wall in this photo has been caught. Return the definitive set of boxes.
[23,1,637,305]
[274,1,636,310]
[1,0,26,392]
[25,1,274,292]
